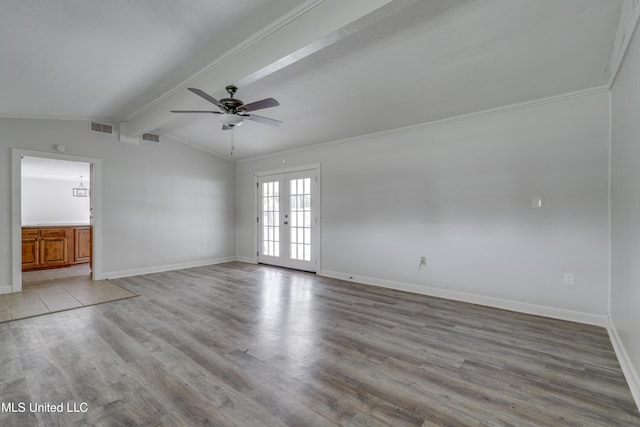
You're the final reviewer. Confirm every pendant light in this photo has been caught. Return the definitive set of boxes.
[73,175,89,197]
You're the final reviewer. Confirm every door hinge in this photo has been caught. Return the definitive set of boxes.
[257,182,259,188]
[257,216,259,223]
[257,251,259,257]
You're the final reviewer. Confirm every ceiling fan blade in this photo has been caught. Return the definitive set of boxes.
[245,114,283,127]
[241,98,279,112]
[187,88,227,111]
[170,110,223,114]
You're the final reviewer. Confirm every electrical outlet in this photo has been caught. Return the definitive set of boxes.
[564,273,575,286]
[532,196,543,208]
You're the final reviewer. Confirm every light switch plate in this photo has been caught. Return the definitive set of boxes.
[532,196,542,208]
[564,273,575,285]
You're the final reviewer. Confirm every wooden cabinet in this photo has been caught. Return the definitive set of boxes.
[22,226,91,271]
[39,228,69,267]
[73,226,91,264]
[21,228,39,268]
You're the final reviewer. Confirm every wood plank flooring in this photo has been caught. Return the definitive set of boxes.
[0,262,638,426]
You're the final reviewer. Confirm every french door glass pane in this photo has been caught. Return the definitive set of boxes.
[289,178,311,261]
[262,181,279,257]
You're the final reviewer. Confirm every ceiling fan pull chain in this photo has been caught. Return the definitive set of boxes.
[230,128,235,156]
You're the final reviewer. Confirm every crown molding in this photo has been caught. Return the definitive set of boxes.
[0,114,116,122]
[239,85,610,163]
[160,131,237,163]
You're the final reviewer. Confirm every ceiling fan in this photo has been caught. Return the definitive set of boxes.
[171,86,282,130]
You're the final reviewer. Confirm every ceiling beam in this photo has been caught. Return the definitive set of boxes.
[121,0,406,137]
[606,0,640,87]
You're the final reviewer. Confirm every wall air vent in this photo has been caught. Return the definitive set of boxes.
[141,133,160,144]
[90,122,113,135]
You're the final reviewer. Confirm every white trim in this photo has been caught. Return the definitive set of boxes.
[162,131,237,162]
[238,86,610,163]
[319,270,608,327]
[10,149,103,293]
[255,163,321,176]
[251,174,258,263]
[10,152,20,292]
[236,256,258,264]
[0,285,12,295]
[608,91,614,317]
[608,318,640,409]
[101,256,237,280]
[0,114,117,122]
[235,156,241,264]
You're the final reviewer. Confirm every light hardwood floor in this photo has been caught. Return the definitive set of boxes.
[0,262,638,426]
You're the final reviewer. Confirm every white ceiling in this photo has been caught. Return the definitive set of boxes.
[0,0,623,160]
[22,156,91,183]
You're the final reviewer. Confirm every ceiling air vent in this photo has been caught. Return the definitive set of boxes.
[141,133,160,144]
[89,122,113,135]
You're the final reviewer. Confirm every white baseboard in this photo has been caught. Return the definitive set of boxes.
[608,318,640,410]
[0,285,13,295]
[319,270,608,327]
[235,256,258,264]
[99,256,237,280]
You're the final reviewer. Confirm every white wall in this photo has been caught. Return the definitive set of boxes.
[0,118,236,288]
[610,16,640,403]
[237,91,611,322]
[22,177,91,225]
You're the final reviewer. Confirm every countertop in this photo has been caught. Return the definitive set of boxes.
[22,223,91,227]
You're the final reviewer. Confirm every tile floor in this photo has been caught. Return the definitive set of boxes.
[0,264,136,322]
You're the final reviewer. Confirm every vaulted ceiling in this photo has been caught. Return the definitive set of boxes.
[0,0,623,160]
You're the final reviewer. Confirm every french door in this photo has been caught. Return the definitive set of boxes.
[257,168,319,272]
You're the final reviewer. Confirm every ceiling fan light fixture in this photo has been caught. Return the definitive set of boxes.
[219,113,244,126]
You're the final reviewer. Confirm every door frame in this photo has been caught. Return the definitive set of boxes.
[254,163,320,272]
[11,148,103,293]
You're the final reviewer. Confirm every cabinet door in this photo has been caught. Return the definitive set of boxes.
[22,229,40,268]
[74,227,91,263]
[40,229,68,266]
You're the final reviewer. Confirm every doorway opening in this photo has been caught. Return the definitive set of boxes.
[10,148,103,295]
[20,156,93,286]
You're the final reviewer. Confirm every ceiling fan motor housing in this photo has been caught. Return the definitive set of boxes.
[220,98,244,112]
[220,85,244,112]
